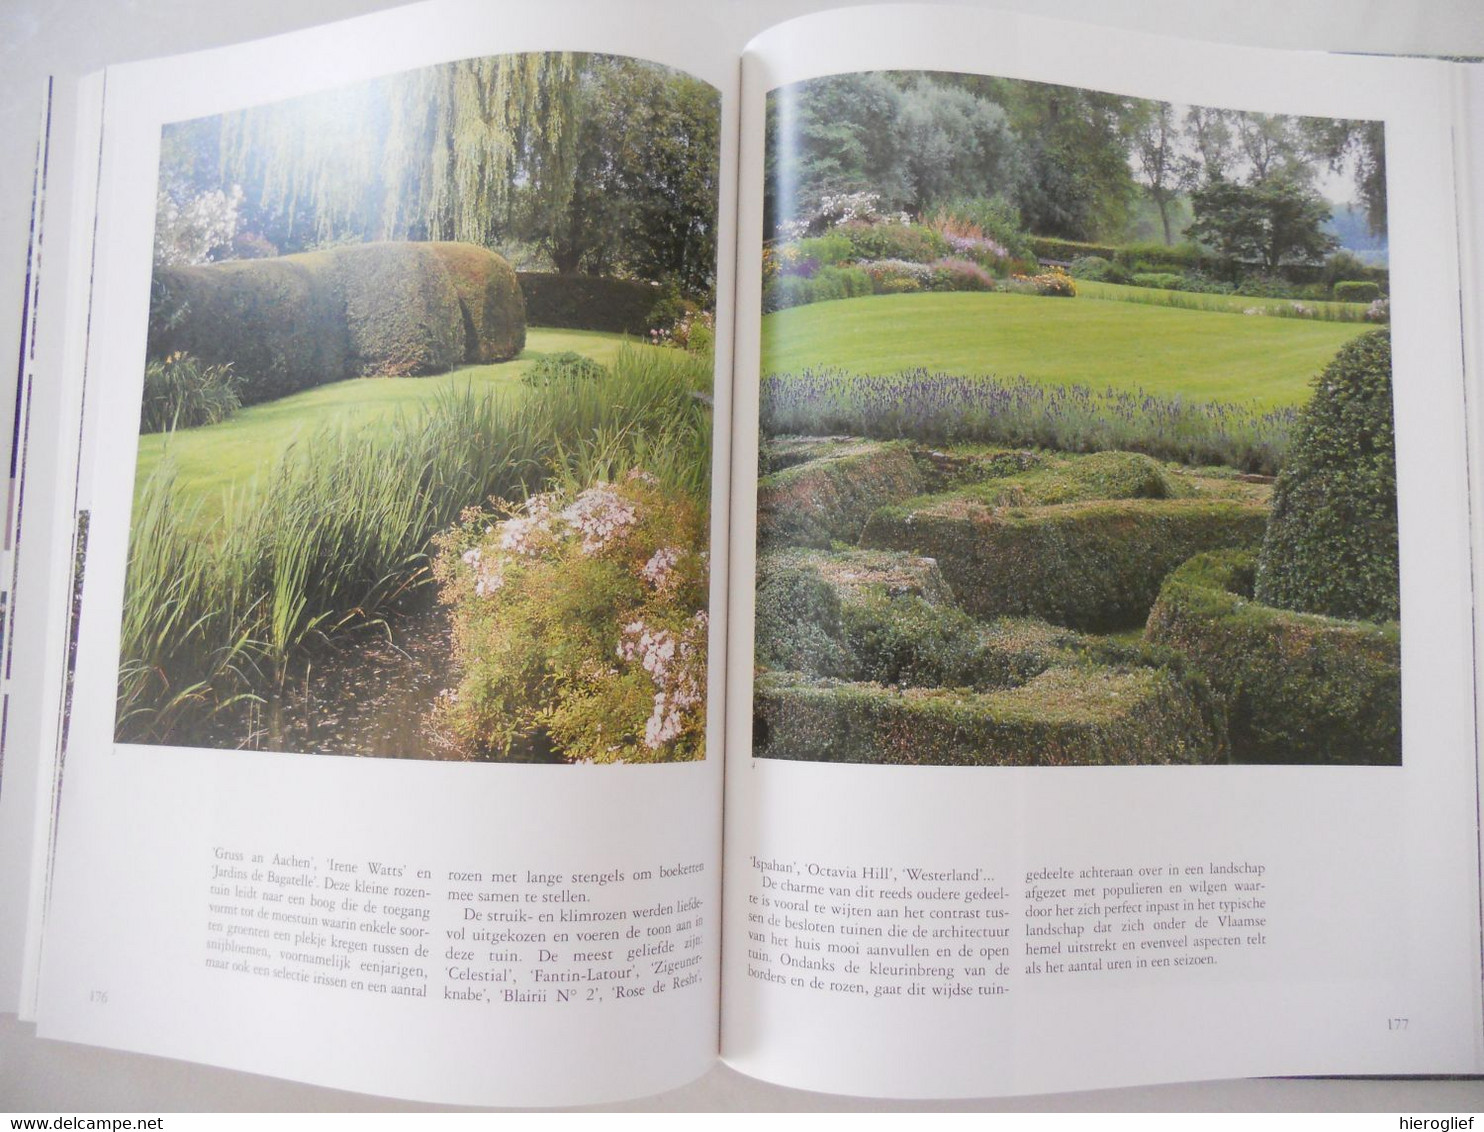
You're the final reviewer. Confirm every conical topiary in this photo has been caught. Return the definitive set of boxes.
[1254,329,1398,622]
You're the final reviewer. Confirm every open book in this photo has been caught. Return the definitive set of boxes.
[3,0,1483,1107]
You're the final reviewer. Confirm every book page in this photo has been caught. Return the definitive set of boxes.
[724,4,1483,1098]
[29,0,737,1106]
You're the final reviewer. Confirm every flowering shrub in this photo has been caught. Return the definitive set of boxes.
[647,286,716,356]
[433,472,708,763]
[777,190,910,240]
[1364,298,1390,323]
[1005,268,1077,297]
[928,258,996,292]
[153,185,244,267]
[859,259,934,292]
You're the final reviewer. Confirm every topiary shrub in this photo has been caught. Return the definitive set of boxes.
[756,440,925,549]
[517,272,658,334]
[1147,550,1400,765]
[428,242,526,362]
[333,243,464,377]
[1332,280,1381,304]
[1254,330,1398,622]
[861,495,1268,630]
[147,254,349,405]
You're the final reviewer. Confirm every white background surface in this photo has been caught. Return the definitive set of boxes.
[3,0,1484,1113]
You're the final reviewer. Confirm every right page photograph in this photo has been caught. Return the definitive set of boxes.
[723,5,1481,1101]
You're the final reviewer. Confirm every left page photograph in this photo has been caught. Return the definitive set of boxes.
[24,0,737,1107]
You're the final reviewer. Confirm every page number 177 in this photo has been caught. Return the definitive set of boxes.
[1388,1017,1409,1031]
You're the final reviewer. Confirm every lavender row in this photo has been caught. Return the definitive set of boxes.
[759,368,1296,475]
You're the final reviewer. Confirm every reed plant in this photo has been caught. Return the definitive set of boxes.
[117,344,712,744]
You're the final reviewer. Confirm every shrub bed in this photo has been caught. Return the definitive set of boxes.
[517,272,658,334]
[757,440,925,548]
[753,666,1221,766]
[861,495,1268,630]
[1146,550,1400,765]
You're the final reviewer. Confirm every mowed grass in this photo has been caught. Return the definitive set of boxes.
[761,291,1373,409]
[1074,279,1373,320]
[136,328,645,510]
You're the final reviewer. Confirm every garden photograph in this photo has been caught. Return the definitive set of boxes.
[752,70,1400,768]
[118,52,720,763]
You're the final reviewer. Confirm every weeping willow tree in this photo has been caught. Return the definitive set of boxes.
[211,53,581,249]
[159,52,719,295]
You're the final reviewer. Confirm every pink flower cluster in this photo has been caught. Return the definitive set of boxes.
[641,546,683,592]
[498,493,555,557]
[461,547,505,597]
[617,610,707,750]
[558,483,638,556]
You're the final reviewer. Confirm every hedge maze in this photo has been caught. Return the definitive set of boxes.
[754,335,1401,768]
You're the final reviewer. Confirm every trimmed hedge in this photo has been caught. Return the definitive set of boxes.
[1254,330,1398,621]
[1333,280,1381,304]
[333,243,463,377]
[516,272,658,334]
[753,666,1221,766]
[757,440,925,549]
[149,254,348,405]
[1147,550,1400,765]
[148,241,526,404]
[950,450,1188,509]
[861,495,1268,630]
[429,242,526,362]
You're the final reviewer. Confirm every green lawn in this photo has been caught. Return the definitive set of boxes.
[761,291,1372,409]
[136,328,643,509]
[1074,279,1373,320]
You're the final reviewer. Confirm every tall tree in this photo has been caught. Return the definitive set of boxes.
[995,80,1137,241]
[213,54,580,249]
[1188,175,1337,272]
[1183,105,1235,184]
[1130,99,1186,245]
[1230,112,1310,185]
[1302,118,1387,236]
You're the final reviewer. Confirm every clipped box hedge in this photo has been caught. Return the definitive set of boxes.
[333,243,464,377]
[429,242,527,363]
[753,666,1220,766]
[756,547,1107,692]
[757,440,925,548]
[149,241,525,404]
[1333,280,1381,304]
[1146,550,1400,765]
[516,272,659,334]
[861,495,1268,630]
[149,254,349,405]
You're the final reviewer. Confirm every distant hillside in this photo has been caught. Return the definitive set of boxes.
[1325,202,1389,266]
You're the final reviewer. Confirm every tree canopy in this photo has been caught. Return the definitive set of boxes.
[765,71,1386,250]
[155,53,721,296]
